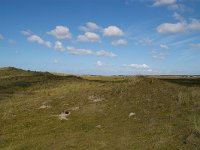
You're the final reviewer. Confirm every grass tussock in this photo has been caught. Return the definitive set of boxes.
[193,116,200,135]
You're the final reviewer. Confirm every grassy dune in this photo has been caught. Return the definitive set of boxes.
[0,67,200,149]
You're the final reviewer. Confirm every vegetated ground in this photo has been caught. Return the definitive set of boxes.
[0,67,200,150]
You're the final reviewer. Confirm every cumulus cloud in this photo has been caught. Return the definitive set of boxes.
[66,46,93,55]
[124,64,149,69]
[111,39,127,46]
[77,32,101,42]
[0,34,4,40]
[21,30,32,36]
[54,41,65,52]
[139,38,153,45]
[21,28,116,57]
[96,61,104,66]
[95,50,117,57]
[157,15,200,34]
[157,22,186,34]
[28,35,44,44]
[160,44,169,49]
[47,26,72,40]
[27,34,52,48]
[152,0,192,13]
[188,19,200,30]
[153,0,176,6]
[79,22,101,32]
[103,26,124,37]
[52,40,116,57]
[65,46,116,57]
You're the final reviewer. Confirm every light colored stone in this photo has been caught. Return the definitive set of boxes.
[129,112,136,118]
[96,125,102,128]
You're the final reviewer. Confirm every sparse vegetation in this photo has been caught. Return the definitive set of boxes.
[193,115,200,135]
[0,67,200,149]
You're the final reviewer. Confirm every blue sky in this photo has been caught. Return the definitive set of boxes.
[1,0,200,75]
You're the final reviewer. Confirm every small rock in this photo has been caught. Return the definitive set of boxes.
[59,96,65,99]
[96,125,101,128]
[39,104,51,109]
[129,112,136,118]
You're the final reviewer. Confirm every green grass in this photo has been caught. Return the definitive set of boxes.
[0,67,200,149]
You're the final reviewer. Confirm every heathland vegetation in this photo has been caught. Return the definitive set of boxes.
[0,67,200,149]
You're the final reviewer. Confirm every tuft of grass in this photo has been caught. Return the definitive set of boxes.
[193,116,200,135]
[177,91,190,105]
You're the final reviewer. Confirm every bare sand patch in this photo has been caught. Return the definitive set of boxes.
[58,110,71,120]
[88,95,104,103]
[39,102,51,109]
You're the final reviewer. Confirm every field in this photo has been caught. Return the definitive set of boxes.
[0,67,200,150]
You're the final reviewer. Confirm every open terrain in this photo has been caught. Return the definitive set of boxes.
[0,67,200,150]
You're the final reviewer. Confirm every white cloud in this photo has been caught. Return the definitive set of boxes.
[0,34,4,40]
[22,31,51,48]
[139,38,153,45]
[45,41,52,48]
[173,12,185,22]
[153,0,176,6]
[54,41,65,52]
[124,64,149,69]
[96,61,104,66]
[147,69,153,72]
[95,50,117,57]
[66,46,93,55]
[47,26,72,40]
[160,44,169,49]
[27,34,52,48]
[103,26,124,37]
[66,46,116,57]
[152,0,192,13]
[157,22,186,34]
[51,41,117,57]
[21,30,32,36]
[27,35,44,44]
[188,19,200,31]
[152,54,166,60]
[111,39,127,46]
[151,50,167,60]
[79,22,101,32]
[26,34,52,48]
[157,15,200,34]
[168,3,192,13]
[77,32,100,42]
